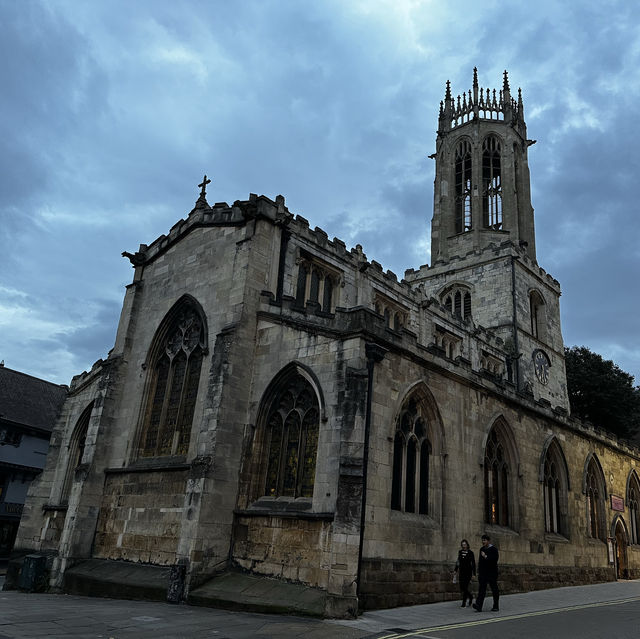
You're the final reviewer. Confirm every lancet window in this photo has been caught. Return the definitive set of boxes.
[139,302,206,458]
[295,255,339,313]
[482,136,502,229]
[441,286,472,320]
[61,403,92,503]
[529,290,547,341]
[374,293,408,331]
[454,140,473,234]
[391,398,431,515]
[542,439,569,536]
[263,372,319,499]
[585,456,606,541]
[628,472,640,545]
[484,425,512,527]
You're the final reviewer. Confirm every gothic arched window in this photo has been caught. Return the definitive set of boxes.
[585,456,606,541]
[61,402,93,503]
[263,373,319,498]
[529,290,547,341]
[295,257,339,313]
[484,424,514,527]
[454,140,473,234]
[542,438,569,536]
[628,472,640,545]
[139,301,206,458]
[391,398,431,515]
[482,135,502,229]
[441,286,472,320]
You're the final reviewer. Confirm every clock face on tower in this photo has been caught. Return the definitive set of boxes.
[533,349,550,385]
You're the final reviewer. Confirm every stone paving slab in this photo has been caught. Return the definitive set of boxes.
[328,578,640,635]
[1,574,640,638]
[0,588,366,638]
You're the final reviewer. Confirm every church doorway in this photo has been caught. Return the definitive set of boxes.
[614,519,628,579]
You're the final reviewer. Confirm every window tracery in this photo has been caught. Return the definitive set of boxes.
[441,286,472,320]
[482,135,502,230]
[542,439,568,536]
[263,373,319,499]
[139,305,205,458]
[585,456,606,541]
[391,398,431,515]
[454,139,473,234]
[484,426,511,527]
[295,255,340,313]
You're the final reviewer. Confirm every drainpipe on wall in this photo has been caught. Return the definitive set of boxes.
[356,342,386,597]
[510,255,521,391]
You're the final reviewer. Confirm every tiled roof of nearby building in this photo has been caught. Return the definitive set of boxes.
[0,364,67,433]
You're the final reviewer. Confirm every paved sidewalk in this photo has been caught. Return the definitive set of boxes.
[0,576,639,638]
[329,579,640,635]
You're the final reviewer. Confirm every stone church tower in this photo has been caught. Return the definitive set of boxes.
[408,69,568,410]
[10,71,640,616]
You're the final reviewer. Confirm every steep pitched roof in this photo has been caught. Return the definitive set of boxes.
[0,365,67,433]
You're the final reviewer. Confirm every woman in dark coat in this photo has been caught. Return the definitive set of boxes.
[454,539,476,607]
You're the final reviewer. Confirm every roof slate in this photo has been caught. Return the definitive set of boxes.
[0,365,67,433]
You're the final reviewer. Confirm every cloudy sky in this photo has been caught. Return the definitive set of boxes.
[1,0,639,386]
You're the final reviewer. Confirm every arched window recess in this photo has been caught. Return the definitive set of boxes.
[454,139,473,234]
[583,453,607,542]
[539,436,570,537]
[60,401,94,504]
[529,290,547,341]
[626,470,640,545]
[482,135,502,230]
[137,296,207,459]
[253,363,322,504]
[390,383,444,521]
[295,251,342,314]
[440,283,473,321]
[483,417,519,529]
[374,292,409,331]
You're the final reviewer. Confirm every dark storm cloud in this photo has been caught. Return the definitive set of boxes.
[0,0,638,384]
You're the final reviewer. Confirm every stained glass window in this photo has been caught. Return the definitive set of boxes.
[264,374,319,499]
[139,306,205,458]
[484,427,510,526]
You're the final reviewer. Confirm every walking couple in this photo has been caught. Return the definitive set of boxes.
[454,534,499,612]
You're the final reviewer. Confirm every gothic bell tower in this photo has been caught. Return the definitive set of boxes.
[430,69,537,263]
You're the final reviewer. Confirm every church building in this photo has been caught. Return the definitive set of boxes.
[10,70,640,617]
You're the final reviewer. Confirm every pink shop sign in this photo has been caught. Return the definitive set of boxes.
[610,495,625,511]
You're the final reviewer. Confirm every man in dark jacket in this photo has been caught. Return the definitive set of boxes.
[472,534,499,612]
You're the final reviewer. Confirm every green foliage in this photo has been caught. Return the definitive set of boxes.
[564,346,640,440]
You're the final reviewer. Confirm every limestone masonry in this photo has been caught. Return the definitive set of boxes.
[10,70,640,617]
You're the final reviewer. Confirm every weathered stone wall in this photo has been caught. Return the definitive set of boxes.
[359,559,616,610]
[13,363,103,553]
[38,507,67,550]
[232,515,333,588]
[359,341,640,608]
[93,469,188,564]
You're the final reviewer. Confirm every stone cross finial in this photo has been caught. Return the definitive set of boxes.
[198,175,211,198]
